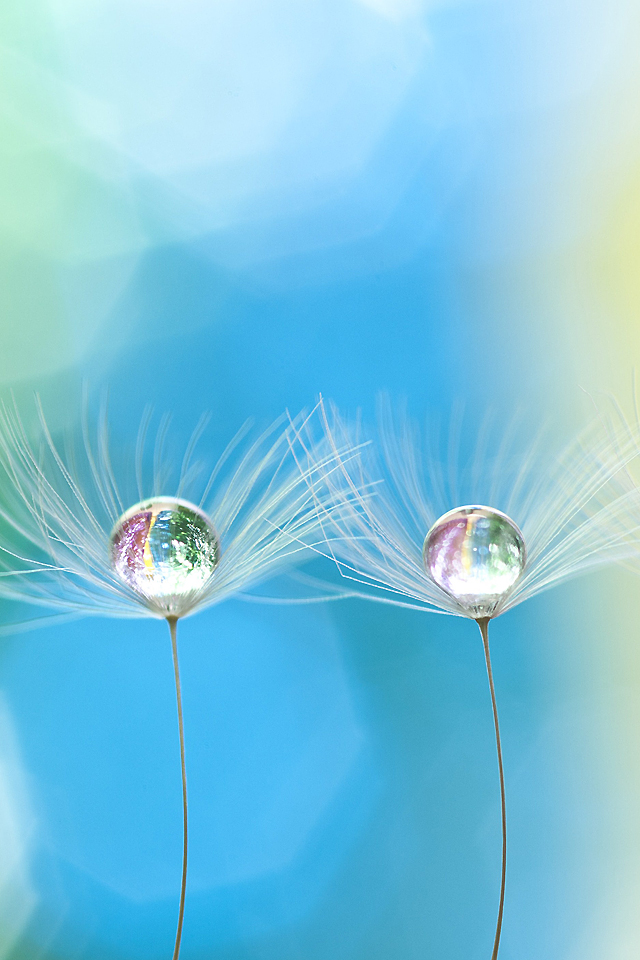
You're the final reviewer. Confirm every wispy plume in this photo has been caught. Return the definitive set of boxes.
[589,386,640,576]
[291,396,640,619]
[0,396,352,630]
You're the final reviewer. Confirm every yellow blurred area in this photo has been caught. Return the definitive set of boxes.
[585,167,640,369]
[593,169,640,319]
[536,161,640,395]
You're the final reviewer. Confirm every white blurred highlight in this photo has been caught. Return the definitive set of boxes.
[46,0,428,233]
[0,697,36,957]
[354,0,424,21]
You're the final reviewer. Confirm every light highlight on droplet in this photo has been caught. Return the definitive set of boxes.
[423,505,525,617]
[110,498,219,617]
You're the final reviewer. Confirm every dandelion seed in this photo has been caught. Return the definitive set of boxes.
[0,395,354,960]
[292,396,640,960]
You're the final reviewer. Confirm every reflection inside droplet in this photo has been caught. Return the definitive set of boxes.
[110,498,219,616]
[423,505,525,617]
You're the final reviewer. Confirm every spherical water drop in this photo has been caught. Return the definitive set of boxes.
[423,505,525,617]
[110,498,219,617]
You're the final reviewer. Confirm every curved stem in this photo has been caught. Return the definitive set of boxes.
[168,616,188,960]
[477,617,506,960]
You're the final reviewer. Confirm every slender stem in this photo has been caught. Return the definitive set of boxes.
[477,617,506,960]
[168,616,188,960]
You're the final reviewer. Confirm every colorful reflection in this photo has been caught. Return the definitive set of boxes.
[110,499,219,616]
[424,506,525,617]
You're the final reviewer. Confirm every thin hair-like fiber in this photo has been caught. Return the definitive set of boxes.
[288,396,640,619]
[0,398,365,628]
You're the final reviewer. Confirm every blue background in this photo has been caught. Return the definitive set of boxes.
[1,1,639,958]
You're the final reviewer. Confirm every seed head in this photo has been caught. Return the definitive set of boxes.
[0,397,354,631]
[291,397,639,620]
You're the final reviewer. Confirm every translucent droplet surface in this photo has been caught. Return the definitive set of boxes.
[110,498,219,616]
[424,505,525,617]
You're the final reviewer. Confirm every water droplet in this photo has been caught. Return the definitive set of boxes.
[424,505,525,617]
[110,498,219,616]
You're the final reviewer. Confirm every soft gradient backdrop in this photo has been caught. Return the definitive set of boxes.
[1,1,640,958]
